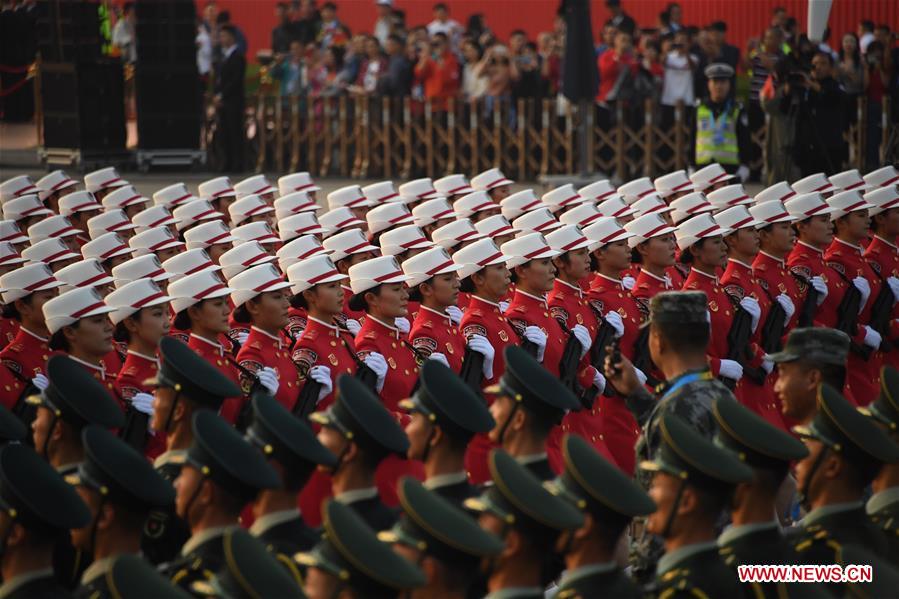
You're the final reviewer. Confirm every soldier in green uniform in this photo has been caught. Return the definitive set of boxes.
[693,63,751,182]
[310,375,408,531]
[246,393,336,583]
[464,450,584,599]
[71,426,174,598]
[378,477,505,598]
[297,499,427,598]
[549,434,656,599]
[640,412,752,598]
[160,411,279,595]
[484,345,580,481]
[400,360,494,507]
[91,554,191,598]
[0,403,25,445]
[142,336,243,566]
[0,444,90,599]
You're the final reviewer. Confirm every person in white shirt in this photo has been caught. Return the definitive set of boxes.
[661,30,696,107]
[111,2,137,64]
[373,0,393,46]
[426,3,462,51]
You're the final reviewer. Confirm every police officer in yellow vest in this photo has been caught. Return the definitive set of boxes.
[694,63,751,183]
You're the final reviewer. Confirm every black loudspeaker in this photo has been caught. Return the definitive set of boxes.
[35,0,103,63]
[135,64,202,149]
[41,61,126,151]
[134,0,196,62]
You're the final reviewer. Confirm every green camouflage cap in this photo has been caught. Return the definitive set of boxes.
[859,366,899,436]
[766,327,850,365]
[647,291,710,326]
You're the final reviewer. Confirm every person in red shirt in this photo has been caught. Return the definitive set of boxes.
[414,32,460,111]
[597,30,637,103]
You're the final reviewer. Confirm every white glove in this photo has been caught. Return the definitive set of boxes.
[852,276,871,312]
[775,293,795,326]
[634,367,648,386]
[131,392,155,416]
[571,324,591,359]
[739,297,761,333]
[863,325,882,349]
[719,359,744,381]
[428,352,450,367]
[498,300,510,313]
[236,330,249,346]
[395,316,410,334]
[256,367,280,396]
[523,325,547,362]
[363,352,388,392]
[446,305,463,325]
[345,318,362,336]
[592,369,606,395]
[467,334,495,380]
[761,358,774,374]
[308,365,333,403]
[811,276,828,305]
[621,275,636,291]
[31,373,49,391]
[603,310,625,338]
[887,276,899,304]
[736,164,750,183]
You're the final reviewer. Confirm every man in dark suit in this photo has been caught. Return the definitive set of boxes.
[214,24,246,172]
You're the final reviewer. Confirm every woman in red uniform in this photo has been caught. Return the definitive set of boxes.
[863,186,899,370]
[626,213,680,306]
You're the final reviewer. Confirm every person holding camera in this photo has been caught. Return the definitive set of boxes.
[693,63,751,182]
[760,56,799,184]
[795,51,846,176]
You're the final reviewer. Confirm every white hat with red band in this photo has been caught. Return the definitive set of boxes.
[57,191,101,217]
[131,205,175,232]
[102,185,150,211]
[88,209,137,239]
[327,185,371,210]
[583,217,634,252]
[162,248,221,281]
[542,184,588,213]
[318,207,365,236]
[380,225,434,257]
[198,176,237,201]
[597,195,637,219]
[864,166,899,189]
[793,172,838,196]
[112,254,173,287]
[432,218,486,250]
[348,255,410,294]
[654,170,694,198]
[274,191,320,219]
[755,181,795,204]
[234,221,281,246]
[152,183,198,209]
[279,212,327,242]
[453,238,509,279]
[35,170,77,200]
[784,192,835,221]
[0,242,25,268]
[278,172,320,196]
[28,215,79,244]
[0,176,38,203]
[129,226,185,256]
[578,179,618,202]
[689,163,737,191]
[172,199,224,231]
[434,174,474,197]
[826,189,874,221]
[21,237,79,265]
[220,241,275,280]
[454,191,500,219]
[675,212,731,251]
[278,235,327,270]
[322,229,377,262]
[412,198,456,228]
[559,203,604,228]
[55,259,115,291]
[43,286,114,334]
[106,279,171,324]
[185,220,236,250]
[0,262,62,303]
[749,200,795,228]
[397,179,442,203]
[669,192,715,225]
[714,205,762,232]
[82,232,132,263]
[361,181,399,204]
[235,175,276,198]
[500,189,542,221]
[511,207,562,235]
[0,220,28,245]
[366,202,414,235]
[707,184,752,210]
[624,212,676,248]
[167,270,233,314]
[617,177,656,204]
[402,245,462,287]
[501,232,560,268]
[287,254,347,295]
[84,167,127,193]
[4,194,53,221]
[829,169,871,193]
[546,224,591,254]
[471,168,513,192]
[630,193,672,216]
[475,214,518,238]
[228,263,291,306]
[866,186,899,217]
[228,194,273,226]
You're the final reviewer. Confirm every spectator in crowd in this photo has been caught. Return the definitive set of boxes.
[339,34,367,88]
[770,6,787,33]
[638,39,664,99]
[596,24,617,58]
[864,40,891,170]
[476,44,518,105]
[196,16,213,82]
[663,2,683,34]
[710,21,739,71]
[661,29,696,121]
[374,0,393,46]
[414,32,459,110]
[271,39,306,96]
[349,36,387,96]
[317,2,345,49]
[537,32,562,96]
[466,13,489,44]
[513,42,543,99]
[509,29,528,58]
[461,39,487,101]
[604,0,635,37]
[760,58,799,183]
[838,33,865,100]
[817,27,839,61]
[112,2,136,64]
[271,2,293,54]
[215,11,247,57]
[427,3,462,51]
[795,51,846,175]
[596,31,637,106]
[214,24,246,172]
[294,0,321,46]
[859,19,875,54]
[378,34,412,97]
[309,45,344,97]
[746,27,783,171]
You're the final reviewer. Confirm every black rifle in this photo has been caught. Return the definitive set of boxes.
[758,289,787,355]
[589,320,618,397]
[866,277,895,353]
[831,269,868,360]
[292,363,322,421]
[228,357,267,431]
[631,326,660,388]
[723,292,766,387]
[790,272,818,327]
[338,335,379,391]
[458,346,486,394]
[5,365,38,445]
[119,398,150,453]
[555,318,598,409]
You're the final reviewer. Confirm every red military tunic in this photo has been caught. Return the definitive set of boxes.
[408,306,465,373]
[0,327,52,379]
[102,348,123,377]
[666,264,688,290]
[0,317,18,349]
[0,365,24,410]
[864,235,899,370]
[69,355,120,397]
[632,268,675,303]
[115,350,166,460]
[752,251,803,331]
[236,326,301,412]
[682,268,734,376]
[187,333,244,424]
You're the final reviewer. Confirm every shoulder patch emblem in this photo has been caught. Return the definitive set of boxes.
[549,305,569,322]
[724,284,745,301]
[462,324,488,340]
[291,348,317,380]
[827,261,845,275]
[411,336,437,358]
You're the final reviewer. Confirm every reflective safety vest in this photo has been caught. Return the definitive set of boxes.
[696,102,739,165]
